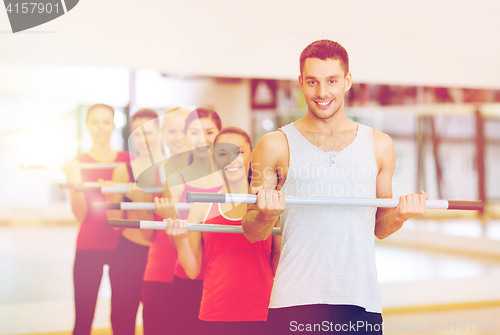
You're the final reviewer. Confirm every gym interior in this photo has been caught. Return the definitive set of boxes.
[1,1,500,334]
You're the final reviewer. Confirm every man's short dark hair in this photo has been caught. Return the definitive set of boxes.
[300,40,349,75]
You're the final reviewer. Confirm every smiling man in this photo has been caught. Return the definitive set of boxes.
[242,39,428,334]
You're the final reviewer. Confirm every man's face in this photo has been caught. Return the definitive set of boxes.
[299,57,351,120]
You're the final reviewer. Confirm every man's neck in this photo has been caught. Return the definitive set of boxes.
[297,108,353,135]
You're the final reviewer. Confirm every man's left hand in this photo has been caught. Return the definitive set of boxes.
[392,190,428,222]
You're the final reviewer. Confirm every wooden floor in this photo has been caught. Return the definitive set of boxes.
[18,329,143,335]
[383,306,500,334]
[1,221,500,335]
[14,306,500,335]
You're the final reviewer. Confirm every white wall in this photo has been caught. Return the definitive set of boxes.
[0,0,499,88]
[134,71,251,133]
[0,67,252,223]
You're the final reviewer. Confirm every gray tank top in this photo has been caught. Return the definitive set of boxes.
[269,122,382,313]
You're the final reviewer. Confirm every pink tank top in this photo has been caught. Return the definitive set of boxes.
[139,165,178,283]
[199,203,274,321]
[174,172,222,280]
[143,172,221,282]
[76,152,132,250]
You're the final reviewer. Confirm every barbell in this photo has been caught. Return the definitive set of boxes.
[93,202,191,211]
[186,192,483,210]
[59,183,164,194]
[107,218,281,235]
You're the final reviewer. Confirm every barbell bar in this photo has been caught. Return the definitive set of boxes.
[93,202,191,211]
[60,182,108,191]
[186,192,483,211]
[107,219,282,235]
[59,183,164,194]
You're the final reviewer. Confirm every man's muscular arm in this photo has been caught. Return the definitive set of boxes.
[242,132,287,243]
[374,130,427,239]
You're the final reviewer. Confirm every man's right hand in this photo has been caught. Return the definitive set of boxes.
[252,186,286,219]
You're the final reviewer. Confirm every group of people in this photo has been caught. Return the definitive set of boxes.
[64,39,428,335]
[65,103,277,334]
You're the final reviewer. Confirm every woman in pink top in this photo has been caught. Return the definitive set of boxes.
[106,109,172,332]
[144,108,223,335]
[161,127,281,335]
[63,104,136,335]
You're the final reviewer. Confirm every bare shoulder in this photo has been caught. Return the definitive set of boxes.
[253,130,288,162]
[250,130,289,190]
[372,129,394,154]
[372,129,395,171]
[258,130,288,148]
